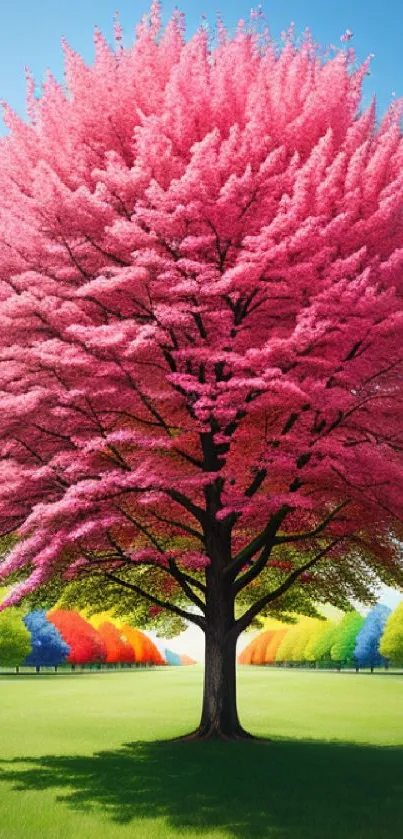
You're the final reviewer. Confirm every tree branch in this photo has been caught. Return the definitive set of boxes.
[84,235,131,268]
[112,356,173,437]
[273,501,349,545]
[105,529,205,612]
[86,549,205,607]
[103,571,205,629]
[224,505,291,581]
[165,557,206,613]
[165,488,206,526]
[151,510,205,546]
[234,538,343,636]
[31,423,78,447]
[112,508,164,554]
[173,447,204,468]
[233,541,273,595]
[13,437,69,489]
[244,468,267,498]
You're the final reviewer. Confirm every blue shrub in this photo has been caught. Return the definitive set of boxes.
[24,610,70,667]
[354,604,391,669]
[164,647,181,666]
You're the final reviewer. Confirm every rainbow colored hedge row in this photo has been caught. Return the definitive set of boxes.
[0,607,196,669]
[238,602,403,669]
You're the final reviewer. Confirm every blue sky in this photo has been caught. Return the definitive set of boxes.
[0,1,402,130]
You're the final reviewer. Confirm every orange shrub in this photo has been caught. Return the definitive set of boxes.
[181,654,196,665]
[238,637,256,665]
[250,630,274,665]
[265,629,289,663]
[120,625,165,664]
[96,621,135,664]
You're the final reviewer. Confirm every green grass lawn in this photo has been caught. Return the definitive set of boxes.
[0,667,402,839]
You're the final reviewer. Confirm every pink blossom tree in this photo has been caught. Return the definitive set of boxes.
[0,3,403,739]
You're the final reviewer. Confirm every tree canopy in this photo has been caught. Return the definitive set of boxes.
[306,621,338,662]
[330,611,364,663]
[354,604,391,669]
[23,610,70,668]
[288,618,325,662]
[0,606,31,667]
[0,3,403,629]
[379,602,403,666]
[48,609,107,665]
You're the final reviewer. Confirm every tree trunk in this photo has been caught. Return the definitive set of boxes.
[197,629,251,739]
[177,573,256,741]
[174,482,267,743]
[178,630,252,741]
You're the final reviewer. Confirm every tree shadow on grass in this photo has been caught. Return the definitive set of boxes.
[1,738,402,839]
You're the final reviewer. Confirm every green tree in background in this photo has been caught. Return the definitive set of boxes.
[306,621,338,665]
[0,606,31,670]
[330,612,365,667]
[289,618,325,663]
[379,602,403,666]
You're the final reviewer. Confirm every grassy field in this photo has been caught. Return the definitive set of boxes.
[0,667,402,839]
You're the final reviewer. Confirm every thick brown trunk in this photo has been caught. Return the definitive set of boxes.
[196,629,251,739]
[174,498,264,743]
[177,631,252,741]
[178,569,254,741]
